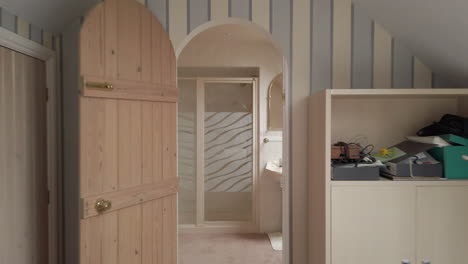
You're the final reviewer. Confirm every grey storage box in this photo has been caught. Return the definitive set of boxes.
[380,141,444,179]
[383,162,443,178]
[332,165,380,181]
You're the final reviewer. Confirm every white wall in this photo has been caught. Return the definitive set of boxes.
[178,25,284,232]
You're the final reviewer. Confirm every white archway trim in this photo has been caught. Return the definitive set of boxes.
[0,26,59,264]
[175,18,284,57]
[175,19,291,264]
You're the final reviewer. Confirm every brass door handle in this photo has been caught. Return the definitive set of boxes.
[95,199,112,213]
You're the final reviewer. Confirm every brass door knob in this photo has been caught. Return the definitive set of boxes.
[95,199,112,213]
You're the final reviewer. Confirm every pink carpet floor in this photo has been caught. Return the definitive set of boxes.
[179,233,282,264]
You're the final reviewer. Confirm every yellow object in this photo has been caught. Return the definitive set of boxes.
[379,148,391,156]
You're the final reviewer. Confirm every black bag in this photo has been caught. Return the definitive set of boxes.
[417,114,468,138]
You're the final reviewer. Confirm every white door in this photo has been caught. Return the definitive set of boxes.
[177,78,258,228]
[331,185,415,264]
[417,186,468,264]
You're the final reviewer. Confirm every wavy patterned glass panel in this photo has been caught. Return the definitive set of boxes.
[204,82,253,222]
[205,112,253,193]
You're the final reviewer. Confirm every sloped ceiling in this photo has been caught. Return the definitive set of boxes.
[0,0,98,33]
[2,0,467,86]
[353,0,468,87]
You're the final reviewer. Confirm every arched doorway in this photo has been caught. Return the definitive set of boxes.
[176,20,290,264]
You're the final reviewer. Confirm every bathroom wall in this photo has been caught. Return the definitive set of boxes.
[261,74,283,233]
[268,74,283,131]
[178,24,283,232]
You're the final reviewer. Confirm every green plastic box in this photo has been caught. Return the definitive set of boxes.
[429,134,468,179]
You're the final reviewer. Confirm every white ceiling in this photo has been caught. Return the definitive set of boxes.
[2,0,468,86]
[0,0,98,33]
[353,0,468,87]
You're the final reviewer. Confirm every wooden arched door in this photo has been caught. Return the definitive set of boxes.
[79,0,178,263]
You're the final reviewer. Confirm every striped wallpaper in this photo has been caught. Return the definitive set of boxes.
[134,0,435,263]
[0,6,56,50]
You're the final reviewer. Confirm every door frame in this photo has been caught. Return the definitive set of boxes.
[0,27,59,264]
[176,19,291,264]
[178,77,259,231]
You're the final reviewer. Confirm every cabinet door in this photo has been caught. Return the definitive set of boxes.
[331,186,415,264]
[417,186,468,264]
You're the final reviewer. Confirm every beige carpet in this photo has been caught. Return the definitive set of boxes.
[179,233,282,264]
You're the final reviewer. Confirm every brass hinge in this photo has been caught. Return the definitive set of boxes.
[85,81,114,90]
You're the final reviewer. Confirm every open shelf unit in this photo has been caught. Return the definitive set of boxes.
[308,89,468,264]
[312,88,468,182]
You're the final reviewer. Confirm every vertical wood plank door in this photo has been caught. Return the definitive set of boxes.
[79,0,178,264]
[0,46,48,264]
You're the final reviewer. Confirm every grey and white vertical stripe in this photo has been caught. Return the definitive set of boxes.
[143,0,435,90]
[0,7,55,49]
